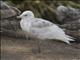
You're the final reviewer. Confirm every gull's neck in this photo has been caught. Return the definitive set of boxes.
[22,16,34,20]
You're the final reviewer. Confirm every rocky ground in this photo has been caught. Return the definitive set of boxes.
[1,36,80,60]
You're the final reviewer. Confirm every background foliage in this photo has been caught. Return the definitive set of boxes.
[2,0,80,24]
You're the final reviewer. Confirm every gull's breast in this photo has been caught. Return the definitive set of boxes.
[20,20,31,33]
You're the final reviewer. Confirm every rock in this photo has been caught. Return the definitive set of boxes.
[57,5,80,23]
[0,1,23,38]
[60,22,80,30]
[0,1,21,30]
[1,28,26,39]
[0,1,21,19]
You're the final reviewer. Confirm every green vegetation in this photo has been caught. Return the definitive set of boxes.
[3,0,80,24]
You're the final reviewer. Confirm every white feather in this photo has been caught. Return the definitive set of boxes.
[19,11,75,44]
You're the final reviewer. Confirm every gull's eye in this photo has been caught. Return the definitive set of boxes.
[24,15,27,16]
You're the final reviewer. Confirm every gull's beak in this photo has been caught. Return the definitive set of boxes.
[17,15,21,18]
[16,15,21,20]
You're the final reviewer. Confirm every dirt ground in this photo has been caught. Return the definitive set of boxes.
[1,36,80,60]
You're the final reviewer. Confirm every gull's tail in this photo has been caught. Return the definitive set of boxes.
[66,35,75,39]
[63,35,75,45]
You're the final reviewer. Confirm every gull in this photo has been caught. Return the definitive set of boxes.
[18,11,74,52]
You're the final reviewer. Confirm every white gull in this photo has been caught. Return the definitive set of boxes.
[18,11,75,53]
[19,11,74,44]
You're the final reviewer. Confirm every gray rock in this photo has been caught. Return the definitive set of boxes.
[57,5,80,23]
[0,1,21,30]
[60,22,80,30]
[0,1,21,19]
[0,1,22,38]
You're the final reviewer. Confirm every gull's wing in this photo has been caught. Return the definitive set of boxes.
[29,18,74,44]
[31,18,55,28]
[30,18,64,39]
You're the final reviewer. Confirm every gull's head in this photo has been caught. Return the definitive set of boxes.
[17,11,34,19]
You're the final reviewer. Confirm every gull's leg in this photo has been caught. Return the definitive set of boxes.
[22,31,28,40]
[37,39,41,53]
[25,35,28,40]
[23,31,30,40]
[24,35,27,40]
[32,38,42,54]
[25,35,31,40]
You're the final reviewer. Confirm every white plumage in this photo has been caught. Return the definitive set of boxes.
[19,11,74,44]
